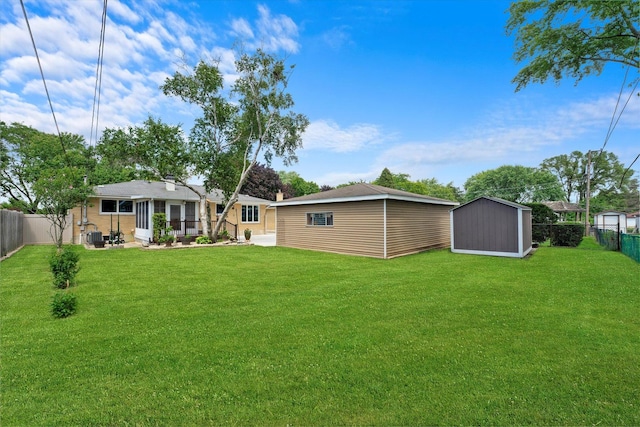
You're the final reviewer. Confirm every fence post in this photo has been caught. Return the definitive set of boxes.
[617,222,621,251]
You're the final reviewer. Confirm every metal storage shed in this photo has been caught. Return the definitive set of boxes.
[450,196,532,258]
[593,211,627,232]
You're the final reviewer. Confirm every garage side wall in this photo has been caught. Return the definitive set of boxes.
[453,198,518,253]
[386,200,451,258]
[276,200,384,258]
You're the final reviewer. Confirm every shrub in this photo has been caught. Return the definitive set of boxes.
[551,223,585,247]
[526,203,557,243]
[51,292,78,318]
[49,248,80,289]
[532,224,552,244]
[152,213,167,242]
[196,235,213,244]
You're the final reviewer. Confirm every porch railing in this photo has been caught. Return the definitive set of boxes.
[165,219,238,239]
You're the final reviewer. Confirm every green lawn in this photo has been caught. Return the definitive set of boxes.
[1,240,639,425]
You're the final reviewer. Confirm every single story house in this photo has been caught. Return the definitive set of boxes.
[593,211,627,232]
[450,196,532,258]
[272,183,459,259]
[70,180,274,244]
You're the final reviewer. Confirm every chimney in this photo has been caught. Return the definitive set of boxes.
[276,190,284,202]
[165,175,175,192]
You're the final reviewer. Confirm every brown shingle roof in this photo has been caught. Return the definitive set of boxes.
[541,201,585,213]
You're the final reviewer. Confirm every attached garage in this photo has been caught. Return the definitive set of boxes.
[273,183,459,259]
[450,196,532,258]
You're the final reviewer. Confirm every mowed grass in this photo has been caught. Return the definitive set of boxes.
[1,240,639,425]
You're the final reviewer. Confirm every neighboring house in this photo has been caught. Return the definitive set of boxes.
[450,196,532,258]
[626,212,639,232]
[70,180,275,244]
[541,201,585,221]
[593,211,627,232]
[272,183,459,259]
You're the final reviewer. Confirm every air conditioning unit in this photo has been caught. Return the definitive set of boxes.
[86,231,102,244]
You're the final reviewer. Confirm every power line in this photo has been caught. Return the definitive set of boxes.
[620,153,640,187]
[20,0,67,156]
[90,0,108,147]
[601,65,630,153]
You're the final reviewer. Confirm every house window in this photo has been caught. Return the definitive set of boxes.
[307,212,333,226]
[101,199,133,214]
[136,201,149,229]
[154,200,166,214]
[185,202,196,221]
[216,204,225,215]
[119,200,133,213]
[241,205,259,223]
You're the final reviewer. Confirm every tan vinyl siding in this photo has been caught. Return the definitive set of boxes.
[277,200,385,258]
[386,200,451,258]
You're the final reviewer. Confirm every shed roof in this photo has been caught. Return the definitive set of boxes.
[593,210,627,216]
[451,196,531,211]
[272,183,459,207]
[541,201,585,213]
[94,180,271,204]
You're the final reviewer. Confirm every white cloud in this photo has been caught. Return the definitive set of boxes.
[302,120,387,152]
[254,4,300,53]
[321,26,353,50]
[108,0,142,25]
[226,5,300,54]
[230,18,254,39]
[314,170,378,187]
[372,92,640,183]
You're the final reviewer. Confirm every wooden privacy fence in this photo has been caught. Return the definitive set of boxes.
[0,210,74,258]
[0,210,23,258]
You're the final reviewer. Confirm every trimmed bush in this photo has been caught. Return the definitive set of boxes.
[526,203,557,243]
[551,223,585,247]
[152,213,167,242]
[49,248,80,289]
[51,292,77,318]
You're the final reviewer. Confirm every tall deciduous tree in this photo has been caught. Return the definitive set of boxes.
[241,163,289,201]
[34,167,93,249]
[541,150,635,209]
[507,0,639,91]
[540,151,583,202]
[373,168,463,202]
[163,49,309,238]
[464,165,564,203]
[97,117,215,234]
[278,171,319,197]
[0,122,92,213]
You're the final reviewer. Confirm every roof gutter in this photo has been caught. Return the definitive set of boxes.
[271,194,459,208]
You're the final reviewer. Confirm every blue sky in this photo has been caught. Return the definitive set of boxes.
[1,0,638,188]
